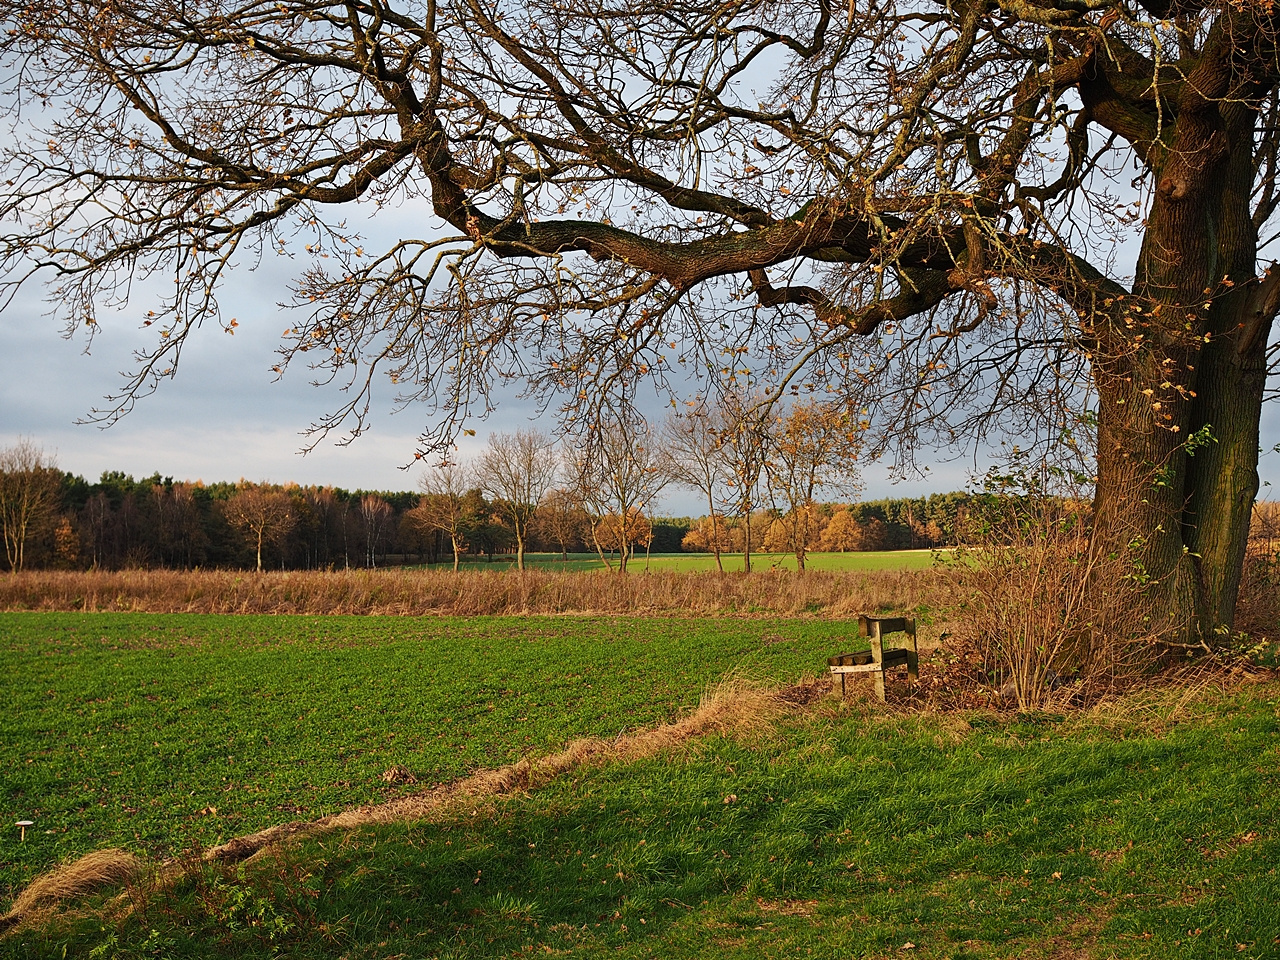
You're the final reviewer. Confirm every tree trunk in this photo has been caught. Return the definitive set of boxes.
[1089,97,1273,644]
[707,493,723,573]
[590,518,613,571]
[1181,282,1275,633]
[1091,356,1202,639]
[1178,104,1277,634]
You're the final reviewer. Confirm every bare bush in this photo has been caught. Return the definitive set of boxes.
[0,440,62,572]
[1236,501,1280,642]
[952,485,1157,710]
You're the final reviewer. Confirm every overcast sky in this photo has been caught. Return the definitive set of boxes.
[0,288,985,512]
[2,205,1278,512]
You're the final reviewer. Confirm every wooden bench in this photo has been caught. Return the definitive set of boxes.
[827,616,919,702]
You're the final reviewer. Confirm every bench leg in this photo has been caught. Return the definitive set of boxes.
[870,622,887,702]
[906,623,919,683]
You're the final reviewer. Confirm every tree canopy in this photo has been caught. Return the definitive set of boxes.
[3,0,1279,638]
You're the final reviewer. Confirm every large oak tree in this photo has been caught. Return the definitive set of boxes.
[3,0,1279,638]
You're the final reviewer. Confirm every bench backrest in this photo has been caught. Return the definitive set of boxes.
[858,616,916,639]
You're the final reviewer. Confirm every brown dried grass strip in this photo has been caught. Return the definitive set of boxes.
[210,678,818,858]
[0,568,951,618]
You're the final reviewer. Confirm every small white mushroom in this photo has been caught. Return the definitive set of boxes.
[15,820,34,841]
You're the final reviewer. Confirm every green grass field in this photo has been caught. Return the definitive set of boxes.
[0,612,846,903]
[426,549,943,573]
[6,679,1280,959]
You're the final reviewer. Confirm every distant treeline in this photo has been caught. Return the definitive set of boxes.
[1,462,982,572]
[680,494,977,555]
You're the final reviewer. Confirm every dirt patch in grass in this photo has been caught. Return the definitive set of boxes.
[754,897,819,917]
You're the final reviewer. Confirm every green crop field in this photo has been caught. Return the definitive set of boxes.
[427,549,943,573]
[0,612,846,903]
[6,677,1280,959]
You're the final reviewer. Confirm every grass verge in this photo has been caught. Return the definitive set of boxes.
[449,550,945,573]
[4,676,1278,958]
[0,612,851,901]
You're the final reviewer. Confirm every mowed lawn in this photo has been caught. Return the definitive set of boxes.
[0,612,845,902]
[425,549,943,573]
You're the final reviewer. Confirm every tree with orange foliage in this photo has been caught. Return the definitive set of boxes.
[764,403,862,571]
[819,509,862,553]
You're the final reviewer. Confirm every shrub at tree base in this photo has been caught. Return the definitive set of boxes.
[952,487,1174,709]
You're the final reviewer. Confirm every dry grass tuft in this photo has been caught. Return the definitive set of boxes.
[1073,660,1273,736]
[0,849,141,933]
[0,567,951,618]
[1237,556,1280,643]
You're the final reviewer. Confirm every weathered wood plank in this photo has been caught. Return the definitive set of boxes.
[828,663,889,675]
[827,651,875,667]
[859,616,914,636]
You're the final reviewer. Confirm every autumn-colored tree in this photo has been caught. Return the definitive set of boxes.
[407,462,477,571]
[8,0,1280,643]
[819,509,862,553]
[0,440,63,572]
[224,483,296,572]
[764,403,862,571]
[594,509,654,565]
[681,515,736,555]
[763,503,825,555]
[477,430,559,571]
[569,409,668,573]
[52,516,79,568]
